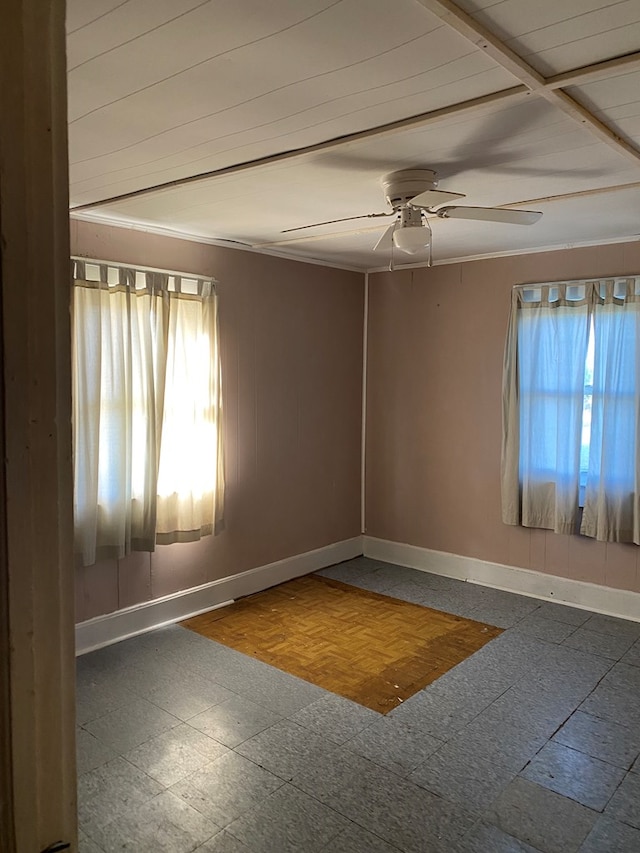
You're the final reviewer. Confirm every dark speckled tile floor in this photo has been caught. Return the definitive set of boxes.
[77,557,640,853]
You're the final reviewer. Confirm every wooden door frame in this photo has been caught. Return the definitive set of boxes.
[0,1,77,850]
[0,204,15,853]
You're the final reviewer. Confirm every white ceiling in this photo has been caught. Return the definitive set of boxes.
[67,0,640,270]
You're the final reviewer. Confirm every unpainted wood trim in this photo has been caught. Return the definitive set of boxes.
[415,0,640,165]
[70,3,640,216]
[511,179,640,207]
[416,0,544,89]
[538,87,640,161]
[545,50,640,90]
[0,0,76,849]
[70,86,529,210]
[0,195,16,853]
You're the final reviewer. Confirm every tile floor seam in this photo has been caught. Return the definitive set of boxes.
[552,711,640,772]
[309,775,474,852]
[513,659,629,820]
[519,741,627,814]
[76,558,640,853]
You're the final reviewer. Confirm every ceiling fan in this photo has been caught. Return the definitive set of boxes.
[282,169,543,265]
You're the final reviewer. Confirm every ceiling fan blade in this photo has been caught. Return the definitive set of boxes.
[373,223,396,252]
[282,212,392,234]
[437,206,542,225]
[409,189,465,209]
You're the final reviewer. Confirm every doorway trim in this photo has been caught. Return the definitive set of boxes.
[0,1,76,849]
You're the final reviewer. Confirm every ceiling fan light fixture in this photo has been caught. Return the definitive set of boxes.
[391,205,431,256]
[392,224,431,255]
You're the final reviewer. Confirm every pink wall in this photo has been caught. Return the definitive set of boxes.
[366,240,640,594]
[71,220,364,622]
[72,220,640,619]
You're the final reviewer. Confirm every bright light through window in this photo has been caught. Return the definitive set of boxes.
[72,260,224,566]
[579,319,595,505]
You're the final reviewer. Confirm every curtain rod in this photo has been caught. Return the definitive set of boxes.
[71,255,217,283]
[513,274,639,290]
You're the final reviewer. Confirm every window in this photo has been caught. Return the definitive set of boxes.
[72,260,224,567]
[502,277,640,545]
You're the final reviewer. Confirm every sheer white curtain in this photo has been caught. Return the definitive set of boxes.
[581,279,640,544]
[156,288,224,544]
[502,283,591,533]
[72,260,224,567]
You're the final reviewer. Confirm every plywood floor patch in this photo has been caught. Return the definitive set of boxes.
[181,574,503,713]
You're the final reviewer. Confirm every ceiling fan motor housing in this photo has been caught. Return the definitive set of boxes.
[383,169,439,209]
[399,206,423,228]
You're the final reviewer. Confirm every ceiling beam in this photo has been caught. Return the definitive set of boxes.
[415,0,640,166]
[71,5,640,213]
[414,0,544,90]
[70,85,528,210]
[545,50,640,89]
[508,178,640,208]
[547,88,640,161]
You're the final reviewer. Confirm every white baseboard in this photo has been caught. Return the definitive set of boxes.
[364,536,640,623]
[76,536,363,655]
